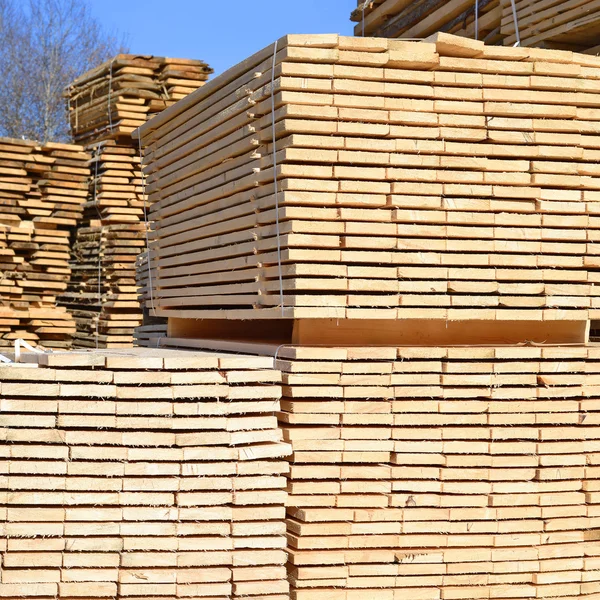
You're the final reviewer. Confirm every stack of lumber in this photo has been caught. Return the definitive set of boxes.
[278,343,600,600]
[66,54,213,146]
[351,0,504,43]
[62,51,213,348]
[136,33,600,322]
[351,0,600,52]
[500,0,600,53]
[0,347,290,599]
[59,141,148,347]
[0,137,89,348]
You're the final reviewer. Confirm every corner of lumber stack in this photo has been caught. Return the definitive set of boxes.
[134,33,600,324]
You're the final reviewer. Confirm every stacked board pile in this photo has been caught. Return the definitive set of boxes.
[59,141,148,348]
[0,137,89,348]
[61,54,212,348]
[500,0,600,52]
[351,0,600,52]
[66,54,213,146]
[278,343,600,599]
[136,33,600,322]
[0,347,291,600]
[351,0,503,43]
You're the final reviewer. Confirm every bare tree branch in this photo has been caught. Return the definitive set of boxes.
[0,0,127,142]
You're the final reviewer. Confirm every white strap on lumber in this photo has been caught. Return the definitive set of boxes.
[14,338,44,363]
[509,0,521,46]
[0,353,12,364]
[138,135,156,315]
[91,147,103,349]
[362,1,367,37]
[107,58,115,131]
[270,40,285,317]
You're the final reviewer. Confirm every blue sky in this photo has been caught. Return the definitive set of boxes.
[89,0,357,76]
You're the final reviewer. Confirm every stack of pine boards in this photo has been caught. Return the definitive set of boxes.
[351,0,504,44]
[61,54,212,348]
[500,0,600,52]
[0,347,290,600]
[59,141,148,348]
[66,54,213,146]
[136,33,600,322]
[0,137,89,348]
[277,343,600,600]
[352,0,600,52]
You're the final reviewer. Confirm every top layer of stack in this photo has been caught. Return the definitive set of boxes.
[351,0,600,53]
[0,137,89,348]
[66,54,213,146]
[136,33,600,322]
[351,0,501,43]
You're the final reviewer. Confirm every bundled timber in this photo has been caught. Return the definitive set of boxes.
[276,343,600,600]
[66,54,213,146]
[351,0,503,43]
[60,51,213,348]
[352,0,600,52]
[136,33,600,322]
[0,137,89,348]
[500,0,600,52]
[59,142,148,347]
[0,347,290,600]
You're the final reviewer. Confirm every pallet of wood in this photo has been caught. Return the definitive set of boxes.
[275,343,600,600]
[135,33,600,322]
[0,137,89,348]
[352,0,600,52]
[59,221,148,348]
[66,54,213,146]
[0,346,291,599]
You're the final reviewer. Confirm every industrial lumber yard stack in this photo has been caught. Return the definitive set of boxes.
[0,347,290,599]
[58,141,149,348]
[134,33,600,598]
[351,0,504,43]
[60,54,212,348]
[66,54,213,146]
[351,0,600,53]
[0,137,89,349]
[137,33,600,325]
[279,344,600,600]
